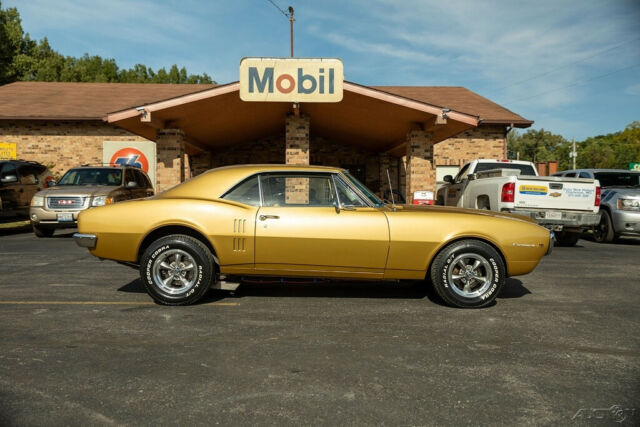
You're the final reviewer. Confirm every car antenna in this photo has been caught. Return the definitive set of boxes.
[386,169,396,212]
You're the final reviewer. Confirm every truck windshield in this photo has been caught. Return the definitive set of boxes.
[593,172,640,188]
[58,169,122,186]
[475,162,537,176]
[343,172,386,207]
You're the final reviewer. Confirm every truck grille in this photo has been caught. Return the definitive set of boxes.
[47,196,87,210]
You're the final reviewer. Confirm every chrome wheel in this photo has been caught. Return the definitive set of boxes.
[151,249,198,295]
[447,253,493,298]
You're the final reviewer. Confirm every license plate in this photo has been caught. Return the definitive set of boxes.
[57,213,74,222]
[546,211,562,220]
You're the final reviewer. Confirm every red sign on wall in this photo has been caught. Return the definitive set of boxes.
[109,147,150,172]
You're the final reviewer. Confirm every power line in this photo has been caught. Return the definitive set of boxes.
[494,36,640,92]
[506,62,640,104]
[266,0,289,17]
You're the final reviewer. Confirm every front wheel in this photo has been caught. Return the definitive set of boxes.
[593,210,616,243]
[140,234,216,305]
[33,224,55,238]
[430,240,505,308]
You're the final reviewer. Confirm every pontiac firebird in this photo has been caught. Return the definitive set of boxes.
[74,165,553,308]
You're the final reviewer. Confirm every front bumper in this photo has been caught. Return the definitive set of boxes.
[73,233,97,249]
[29,206,83,228]
[611,209,640,236]
[509,209,600,230]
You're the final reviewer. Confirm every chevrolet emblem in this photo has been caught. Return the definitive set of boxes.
[549,192,562,198]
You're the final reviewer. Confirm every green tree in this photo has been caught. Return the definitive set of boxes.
[0,1,214,84]
[507,128,569,164]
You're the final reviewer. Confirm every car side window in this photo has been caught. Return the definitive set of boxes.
[261,174,336,207]
[125,169,137,187]
[134,170,149,188]
[334,176,367,207]
[0,163,18,183]
[17,165,38,184]
[565,172,577,177]
[454,164,470,184]
[222,175,261,206]
[578,172,591,178]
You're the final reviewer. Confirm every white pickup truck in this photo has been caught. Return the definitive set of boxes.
[435,159,601,246]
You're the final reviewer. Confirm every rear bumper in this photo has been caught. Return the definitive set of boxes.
[73,233,97,249]
[507,209,600,229]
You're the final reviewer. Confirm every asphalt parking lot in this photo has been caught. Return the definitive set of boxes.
[0,228,638,426]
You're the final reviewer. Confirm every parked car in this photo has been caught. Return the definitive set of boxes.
[553,169,640,242]
[74,164,553,309]
[30,165,154,237]
[436,159,601,246]
[0,160,54,218]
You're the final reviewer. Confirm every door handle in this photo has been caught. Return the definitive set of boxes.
[259,215,280,221]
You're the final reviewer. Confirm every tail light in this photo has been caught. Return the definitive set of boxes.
[43,176,55,188]
[501,182,515,203]
[594,186,601,206]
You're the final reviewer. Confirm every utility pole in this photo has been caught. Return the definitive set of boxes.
[571,138,577,169]
[288,6,294,57]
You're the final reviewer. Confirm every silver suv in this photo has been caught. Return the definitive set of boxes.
[30,165,154,237]
[554,169,640,242]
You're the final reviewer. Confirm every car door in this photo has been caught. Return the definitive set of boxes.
[254,172,389,279]
[445,163,470,206]
[134,169,154,198]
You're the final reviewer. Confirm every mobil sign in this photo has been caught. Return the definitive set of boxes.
[239,58,344,103]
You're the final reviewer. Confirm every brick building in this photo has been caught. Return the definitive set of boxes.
[0,81,532,201]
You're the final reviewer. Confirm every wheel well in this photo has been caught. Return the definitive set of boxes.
[476,195,490,209]
[137,225,217,263]
[425,237,508,281]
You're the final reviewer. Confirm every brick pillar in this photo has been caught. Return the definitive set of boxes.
[156,129,185,192]
[285,114,310,204]
[285,114,310,165]
[405,130,435,204]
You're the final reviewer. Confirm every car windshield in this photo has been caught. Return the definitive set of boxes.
[343,172,385,207]
[475,162,537,176]
[58,169,122,186]
[593,172,640,188]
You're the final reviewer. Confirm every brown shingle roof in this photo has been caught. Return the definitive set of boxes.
[374,86,532,126]
[0,82,216,120]
[0,81,532,126]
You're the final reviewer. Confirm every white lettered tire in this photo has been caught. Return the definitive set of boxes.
[430,240,505,308]
[140,234,215,305]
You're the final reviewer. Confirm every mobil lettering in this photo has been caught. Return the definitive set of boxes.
[248,66,335,95]
[239,58,344,103]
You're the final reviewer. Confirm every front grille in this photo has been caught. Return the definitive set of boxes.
[47,196,87,210]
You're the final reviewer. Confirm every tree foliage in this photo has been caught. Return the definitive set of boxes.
[508,122,640,170]
[0,2,214,85]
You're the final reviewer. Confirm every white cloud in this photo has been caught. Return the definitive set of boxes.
[625,83,640,96]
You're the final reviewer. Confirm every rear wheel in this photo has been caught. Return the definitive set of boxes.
[593,210,615,243]
[555,230,580,247]
[32,224,54,238]
[430,240,505,308]
[140,234,216,305]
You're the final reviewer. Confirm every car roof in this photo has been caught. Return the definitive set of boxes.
[556,168,640,174]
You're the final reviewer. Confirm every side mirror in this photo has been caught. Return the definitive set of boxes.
[443,175,453,183]
[0,174,18,184]
[468,173,477,181]
[126,181,137,189]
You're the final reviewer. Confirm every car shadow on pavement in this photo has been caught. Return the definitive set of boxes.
[498,278,531,299]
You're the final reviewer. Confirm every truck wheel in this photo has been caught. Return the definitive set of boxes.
[593,210,615,243]
[429,240,505,308]
[555,231,579,247]
[140,234,216,306]
[32,224,54,238]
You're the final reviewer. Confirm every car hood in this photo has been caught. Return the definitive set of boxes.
[390,204,539,224]
[602,187,640,197]
[36,185,121,197]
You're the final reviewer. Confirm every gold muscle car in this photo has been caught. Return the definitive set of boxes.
[74,164,553,308]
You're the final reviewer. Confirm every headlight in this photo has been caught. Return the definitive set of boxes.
[92,196,114,206]
[618,198,640,211]
[31,195,44,207]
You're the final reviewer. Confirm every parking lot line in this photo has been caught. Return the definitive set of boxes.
[0,301,238,306]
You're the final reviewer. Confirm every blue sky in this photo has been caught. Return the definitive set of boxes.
[6,0,640,140]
